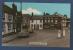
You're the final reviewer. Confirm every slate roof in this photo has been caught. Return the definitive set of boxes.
[3,5,13,14]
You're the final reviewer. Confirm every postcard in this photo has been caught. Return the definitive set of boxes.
[1,1,70,47]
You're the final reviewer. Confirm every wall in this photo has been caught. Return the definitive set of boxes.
[30,20,43,30]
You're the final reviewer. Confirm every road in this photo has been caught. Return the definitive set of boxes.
[2,28,70,47]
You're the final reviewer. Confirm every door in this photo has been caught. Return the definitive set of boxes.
[34,24,39,30]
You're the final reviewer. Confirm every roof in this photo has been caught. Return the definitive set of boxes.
[3,4,22,16]
[22,14,30,17]
[22,14,68,20]
[3,5,13,14]
[30,16,43,20]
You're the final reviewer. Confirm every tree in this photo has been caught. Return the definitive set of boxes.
[64,14,67,18]
[43,12,50,15]
[54,12,58,15]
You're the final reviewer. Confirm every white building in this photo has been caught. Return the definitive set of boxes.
[22,14,44,30]
[29,16,43,30]
[22,14,69,31]
[2,5,14,35]
[30,19,43,30]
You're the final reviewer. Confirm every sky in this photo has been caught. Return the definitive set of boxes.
[4,2,71,18]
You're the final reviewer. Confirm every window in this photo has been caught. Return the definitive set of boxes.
[40,24,43,28]
[8,24,12,30]
[8,15,13,22]
[55,20,57,23]
[62,20,65,22]
[51,20,53,22]
[48,20,50,22]
[62,23,66,26]
[8,23,13,32]
[40,20,42,23]
[45,20,47,22]
[55,20,57,24]
[8,15,13,19]
[31,24,33,28]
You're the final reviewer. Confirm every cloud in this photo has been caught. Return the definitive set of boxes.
[22,8,42,15]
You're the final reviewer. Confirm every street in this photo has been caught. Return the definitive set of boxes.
[2,28,70,47]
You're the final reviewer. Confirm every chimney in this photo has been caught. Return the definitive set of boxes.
[64,15,67,18]
[43,12,46,16]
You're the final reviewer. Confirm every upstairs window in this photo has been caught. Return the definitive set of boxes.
[48,20,50,22]
[51,20,53,22]
[40,20,42,23]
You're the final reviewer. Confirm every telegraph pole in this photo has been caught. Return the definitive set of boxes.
[12,0,17,32]
[20,0,22,32]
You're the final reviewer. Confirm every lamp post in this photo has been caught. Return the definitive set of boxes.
[62,17,66,37]
[12,1,17,32]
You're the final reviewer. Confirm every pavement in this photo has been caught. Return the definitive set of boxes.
[2,28,70,47]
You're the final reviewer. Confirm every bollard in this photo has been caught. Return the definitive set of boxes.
[62,28,65,37]
[58,30,62,39]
